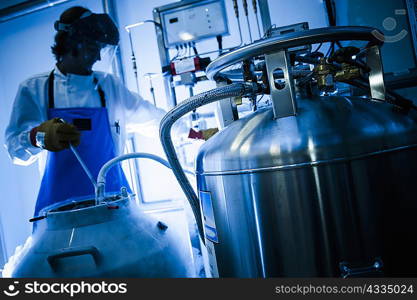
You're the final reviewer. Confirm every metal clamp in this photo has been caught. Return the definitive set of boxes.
[265,50,297,118]
[366,45,386,100]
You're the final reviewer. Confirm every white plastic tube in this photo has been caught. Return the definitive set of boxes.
[95,152,192,205]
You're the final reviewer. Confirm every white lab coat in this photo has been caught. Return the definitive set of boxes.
[4,66,167,171]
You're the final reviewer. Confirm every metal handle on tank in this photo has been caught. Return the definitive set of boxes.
[206,26,384,80]
[47,246,101,271]
[206,26,386,119]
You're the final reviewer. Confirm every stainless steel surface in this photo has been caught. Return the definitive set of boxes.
[265,50,297,118]
[206,26,384,80]
[366,45,386,101]
[216,97,239,129]
[197,96,417,173]
[220,66,312,82]
[196,96,417,277]
[215,81,239,129]
[197,143,417,176]
[267,22,311,53]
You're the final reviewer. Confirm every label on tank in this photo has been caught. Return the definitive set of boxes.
[206,240,219,277]
[199,191,219,243]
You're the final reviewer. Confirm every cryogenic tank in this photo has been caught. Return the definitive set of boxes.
[4,194,194,277]
[196,96,417,277]
[160,27,417,277]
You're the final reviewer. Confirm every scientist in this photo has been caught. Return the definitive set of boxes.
[4,6,167,222]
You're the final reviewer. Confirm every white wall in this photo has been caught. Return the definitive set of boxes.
[268,0,328,29]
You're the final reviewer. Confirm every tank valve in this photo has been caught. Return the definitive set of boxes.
[121,187,128,198]
[313,57,337,93]
[330,46,364,81]
[335,63,362,81]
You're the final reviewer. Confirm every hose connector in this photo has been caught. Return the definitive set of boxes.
[95,182,106,205]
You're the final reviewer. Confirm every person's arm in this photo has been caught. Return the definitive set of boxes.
[113,77,215,140]
[123,90,167,137]
[112,78,173,137]
[4,82,45,165]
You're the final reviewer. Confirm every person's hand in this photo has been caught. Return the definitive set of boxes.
[36,118,80,151]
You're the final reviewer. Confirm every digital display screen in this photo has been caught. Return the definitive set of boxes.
[160,0,229,48]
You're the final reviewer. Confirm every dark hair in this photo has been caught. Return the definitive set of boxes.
[51,6,91,61]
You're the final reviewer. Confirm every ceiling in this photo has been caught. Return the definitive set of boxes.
[0,0,32,10]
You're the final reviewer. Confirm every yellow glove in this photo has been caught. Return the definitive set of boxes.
[201,128,219,140]
[36,118,80,152]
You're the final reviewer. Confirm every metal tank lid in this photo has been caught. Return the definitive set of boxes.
[196,96,417,175]
[35,194,134,230]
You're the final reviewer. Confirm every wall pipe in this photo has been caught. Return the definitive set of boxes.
[0,0,75,23]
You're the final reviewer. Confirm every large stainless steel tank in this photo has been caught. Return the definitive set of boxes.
[196,96,417,277]
[193,27,417,277]
[4,194,195,277]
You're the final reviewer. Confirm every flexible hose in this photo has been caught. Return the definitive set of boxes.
[340,78,417,111]
[160,83,260,242]
[95,153,193,205]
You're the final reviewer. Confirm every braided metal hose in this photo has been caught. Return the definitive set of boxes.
[160,83,260,241]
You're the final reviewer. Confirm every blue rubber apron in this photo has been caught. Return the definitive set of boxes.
[33,71,130,220]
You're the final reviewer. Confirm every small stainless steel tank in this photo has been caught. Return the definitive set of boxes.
[4,195,195,277]
[195,27,417,277]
